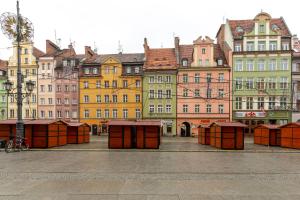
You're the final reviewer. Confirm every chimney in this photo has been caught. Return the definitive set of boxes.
[85,46,96,59]
[174,37,180,65]
[143,38,149,61]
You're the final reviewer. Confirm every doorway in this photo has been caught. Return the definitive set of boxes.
[180,122,191,137]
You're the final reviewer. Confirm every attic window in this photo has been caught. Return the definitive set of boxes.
[217,59,223,66]
[272,24,280,31]
[236,26,244,33]
[182,59,188,67]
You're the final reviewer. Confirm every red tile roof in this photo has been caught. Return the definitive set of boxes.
[0,59,8,71]
[179,45,193,66]
[228,18,291,38]
[144,48,177,70]
[214,44,228,65]
[33,47,45,58]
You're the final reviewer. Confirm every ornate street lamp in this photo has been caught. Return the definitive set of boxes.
[4,79,35,98]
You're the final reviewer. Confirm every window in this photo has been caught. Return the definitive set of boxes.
[135,67,140,74]
[24,58,28,64]
[234,43,242,52]
[113,109,118,118]
[269,59,276,71]
[217,59,223,66]
[258,97,264,109]
[149,105,155,113]
[10,96,14,103]
[282,43,290,50]
[246,60,254,71]
[32,94,36,103]
[183,74,188,83]
[113,66,117,74]
[105,66,110,74]
[136,80,141,88]
[202,48,206,54]
[183,89,188,97]
[105,109,109,118]
[84,68,89,75]
[104,95,110,103]
[198,59,202,66]
[57,85,61,92]
[123,80,128,88]
[112,80,117,88]
[96,95,101,103]
[218,105,224,114]
[149,90,155,99]
[259,24,265,33]
[97,109,101,118]
[218,89,224,98]
[194,73,200,83]
[123,94,128,103]
[258,60,265,71]
[25,109,30,118]
[63,60,68,67]
[135,94,140,103]
[112,95,118,103]
[72,111,77,118]
[84,81,89,89]
[166,76,171,83]
[269,41,277,51]
[84,110,89,118]
[206,73,211,83]
[280,97,287,109]
[246,97,253,110]
[126,67,131,74]
[64,98,69,105]
[136,109,141,119]
[166,105,171,113]
[235,60,243,71]
[182,59,188,67]
[10,70,14,76]
[218,73,224,82]
[10,109,14,118]
[280,59,288,70]
[246,78,254,89]
[93,68,98,74]
[246,42,254,51]
[40,98,45,105]
[149,76,155,83]
[166,90,171,99]
[40,85,45,92]
[183,105,188,113]
[268,77,276,89]
[205,59,209,66]
[194,89,200,97]
[65,85,69,92]
[206,104,212,113]
[269,96,276,109]
[48,98,53,105]
[24,48,28,54]
[104,81,109,88]
[42,63,45,70]
[84,95,89,103]
[257,77,265,90]
[235,97,242,110]
[157,90,163,99]
[32,109,36,118]
[48,111,53,118]
[157,105,163,113]
[157,76,163,83]
[123,109,128,119]
[258,41,266,51]
[96,81,101,88]
[280,77,288,89]
[65,110,70,118]
[195,104,200,113]
[72,85,77,92]
[207,88,212,98]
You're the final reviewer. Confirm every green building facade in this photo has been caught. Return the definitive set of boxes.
[224,12,292,133]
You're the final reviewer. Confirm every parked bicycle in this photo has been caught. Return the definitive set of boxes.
[5,136,29,153]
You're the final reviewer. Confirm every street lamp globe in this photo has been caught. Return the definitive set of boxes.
[3,80,13,92]
[25,80,34,93]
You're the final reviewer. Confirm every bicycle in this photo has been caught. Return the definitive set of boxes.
[5,136,29,153]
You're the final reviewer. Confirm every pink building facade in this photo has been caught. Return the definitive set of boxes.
[177,36,231,136]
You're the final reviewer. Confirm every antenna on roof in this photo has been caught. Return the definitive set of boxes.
[118,40,123,54]
[93,41,98,53]
[54,30,61,48]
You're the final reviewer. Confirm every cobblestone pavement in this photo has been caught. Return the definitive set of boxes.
[0,136,300,199]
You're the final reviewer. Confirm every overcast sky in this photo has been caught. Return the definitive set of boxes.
[0,0,299,59]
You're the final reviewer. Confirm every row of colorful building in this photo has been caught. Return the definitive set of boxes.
[1,12,300,136]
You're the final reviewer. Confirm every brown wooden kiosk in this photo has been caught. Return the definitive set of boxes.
[280,123,300,149]
[26,120,68,148]
[66,123,90,144]
[210,122,247,150]
[198,124,210,145]
[0,120,32,147]
[108,120,162,149]
[253,124,280,146]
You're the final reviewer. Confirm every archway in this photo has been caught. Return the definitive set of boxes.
[180,122,191,137]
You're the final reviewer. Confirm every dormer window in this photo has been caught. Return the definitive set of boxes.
[126,67,131,73]
[182,59,188,67]
[217,59,223,66]
[272,24,280,31]
[259,24,265,33]
[202,48,206,54]
[134,67,140,73]
[84,68,89,75]
[93,68,98,74]
[236,26,244,33]
[63,60,68,67]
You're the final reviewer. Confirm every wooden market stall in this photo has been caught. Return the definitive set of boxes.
[108,120,162,149]
[280,123,300,149]
[26,120,68,148]
[198,124,210,145]
[66,122,90,144]
[0,120,31,147]
[253,124,280,146]
[210,122,247,150]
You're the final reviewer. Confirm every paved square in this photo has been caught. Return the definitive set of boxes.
[0,136,300,200]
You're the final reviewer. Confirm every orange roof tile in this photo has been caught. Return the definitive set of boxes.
[144,48,177,70]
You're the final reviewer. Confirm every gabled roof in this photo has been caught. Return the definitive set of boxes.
[179,45,193,66]
[33,47,45,58]
[144,48,177,70]
[81,53,144,65]
[228,17,291,38]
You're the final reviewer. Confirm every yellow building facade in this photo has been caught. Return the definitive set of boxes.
[79,53,144,133]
